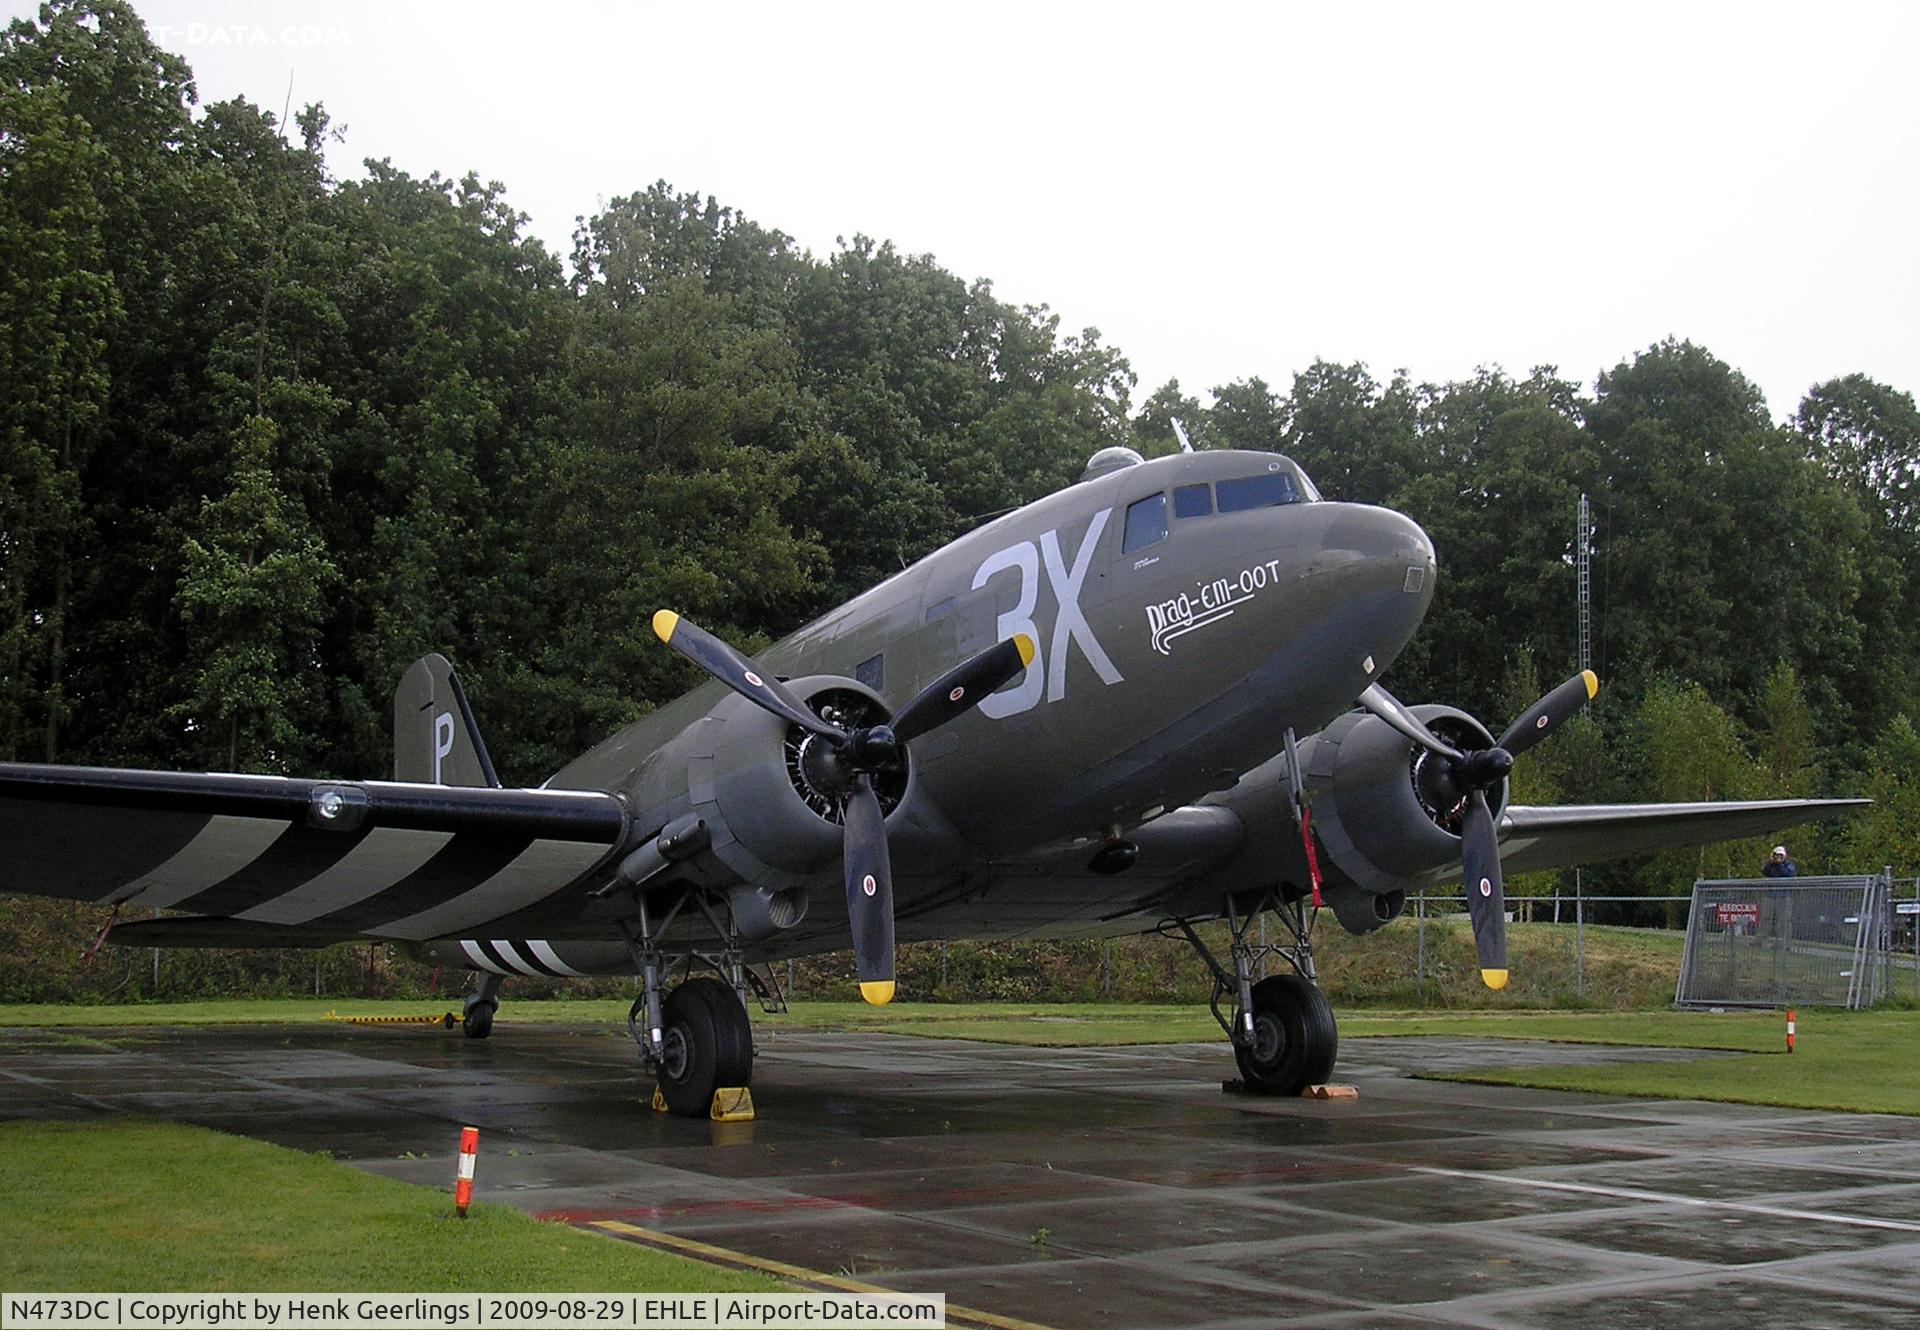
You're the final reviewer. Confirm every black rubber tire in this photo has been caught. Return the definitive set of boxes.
[656,978,754,1117]
[462,1000,496,1040]
[1233,974,1338,1095]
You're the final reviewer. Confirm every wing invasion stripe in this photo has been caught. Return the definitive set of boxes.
[369,839,614,941]
[528,941,590,978]
[0,803,213,904]
[459,940,507,975]
[124,816,290,910]
[304,836,534,933]
[169,823,375,917]
[236,828,455,925]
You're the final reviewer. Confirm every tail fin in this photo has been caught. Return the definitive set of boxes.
[393,653,501,787]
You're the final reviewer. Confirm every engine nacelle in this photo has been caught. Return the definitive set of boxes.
[683,674,910,900]
[1303,704,1506,915]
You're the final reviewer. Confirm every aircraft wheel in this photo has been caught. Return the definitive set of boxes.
[462,999,496,1040]
[655,978,754,1117]
[1234,975,1337,1095]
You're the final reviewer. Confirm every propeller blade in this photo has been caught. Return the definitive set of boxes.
[890,634,1036,746]
[1460,789,1508,990]
[652,611,840,740]
[1496,669,1599,758]
[1359,684,1465,762]
[843,773,896,1006]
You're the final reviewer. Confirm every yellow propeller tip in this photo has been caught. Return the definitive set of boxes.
[1481,968,1510,991]
[1013,633,1036,668]
[859,980,896,1006]
[1581,669,1598,699]
[651,610,680,643]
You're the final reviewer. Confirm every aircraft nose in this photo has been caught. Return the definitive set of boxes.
[1321,502,1436,639]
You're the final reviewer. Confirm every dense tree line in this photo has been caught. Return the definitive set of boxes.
[5,0,1920,999]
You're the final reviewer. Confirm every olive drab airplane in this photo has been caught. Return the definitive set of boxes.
[0,446,1865,1116]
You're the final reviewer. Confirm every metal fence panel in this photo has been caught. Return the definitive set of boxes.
[1675,874,1893,1009]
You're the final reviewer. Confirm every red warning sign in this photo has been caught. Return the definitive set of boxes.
[1715,902,1760,925]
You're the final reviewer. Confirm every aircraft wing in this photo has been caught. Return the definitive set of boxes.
[1492,798,1869,877]
[0,762,629,941]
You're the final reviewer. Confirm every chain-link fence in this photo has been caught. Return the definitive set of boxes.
[1674,872,1899,1009]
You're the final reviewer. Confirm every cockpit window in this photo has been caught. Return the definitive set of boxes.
[1173,483,1213,519]
[1122,493,1169,553]
[1217,471,1300,513]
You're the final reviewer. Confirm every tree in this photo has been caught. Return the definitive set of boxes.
[172,417,337,771]
[1796,374,1920,536]
[0,73,118,759]
[1279,360,1422,504]
[1391,369,1589,716]
[1130,378,1206,457]
[1209,377,1286,453]
[1634,679,1764,885]
[1753,659,1819,798]
[1838,716,1920,875]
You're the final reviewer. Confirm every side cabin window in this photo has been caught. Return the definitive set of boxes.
[1122,493,1169,553]
[1173,483,1213,519]
[855,653,884,690]
[1217,471,1300,512]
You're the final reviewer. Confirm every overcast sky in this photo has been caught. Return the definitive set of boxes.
[25,0,1920,420]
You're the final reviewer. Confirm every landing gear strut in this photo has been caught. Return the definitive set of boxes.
[1165,888,1338,1097]
[462,971,502,1040]
[624,886,757,1117]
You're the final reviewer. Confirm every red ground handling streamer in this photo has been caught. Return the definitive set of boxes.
[455,1125,479,1217]
[1300,807,1324,909]
[1786,1008,1796,1054]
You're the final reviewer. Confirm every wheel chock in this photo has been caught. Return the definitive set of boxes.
[649,1086,669,1114]
[710,1087,755,1122]
[1303,1083,1358,1099]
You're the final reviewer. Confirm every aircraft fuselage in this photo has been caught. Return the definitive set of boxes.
[537,450,1436,956]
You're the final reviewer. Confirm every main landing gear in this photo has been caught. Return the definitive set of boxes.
[1165,888,1338,1097]
[624,885,766,1118]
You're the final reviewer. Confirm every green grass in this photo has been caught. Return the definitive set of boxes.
[1421,1007,1920,1116]
[0,1120,787,1292]
[1338,1008,1790,1050]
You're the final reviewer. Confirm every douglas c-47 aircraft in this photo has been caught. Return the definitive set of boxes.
[0,447,1863,1115]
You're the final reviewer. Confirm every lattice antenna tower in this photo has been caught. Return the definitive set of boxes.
[1576,493,1593,678]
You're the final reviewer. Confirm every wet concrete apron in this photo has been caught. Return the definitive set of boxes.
[5,1022,1919,1328]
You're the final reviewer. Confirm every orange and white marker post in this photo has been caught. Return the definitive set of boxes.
[454,1125,479,1218]
[1786,1009,1797,1054]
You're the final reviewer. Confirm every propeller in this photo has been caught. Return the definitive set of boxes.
[652,611,1035,1005]
[1359,669,1598,991]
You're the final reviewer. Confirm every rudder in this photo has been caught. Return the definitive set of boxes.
[393,653,501,787]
